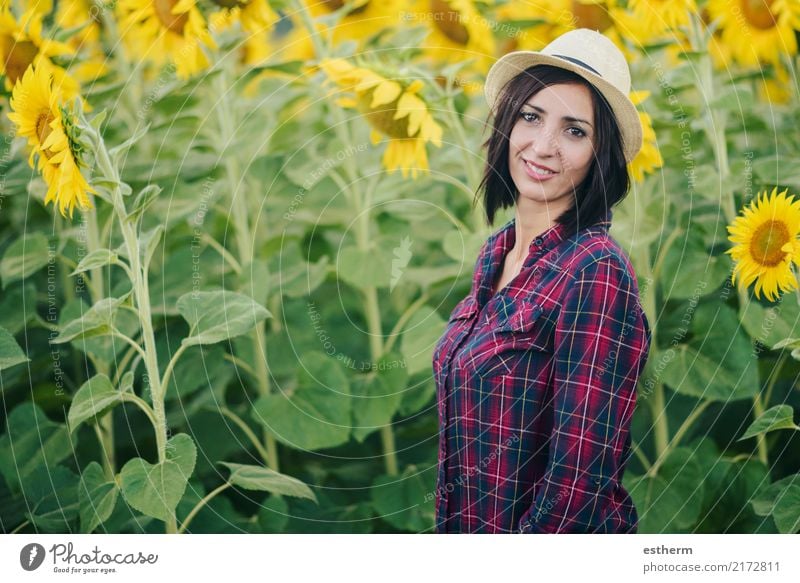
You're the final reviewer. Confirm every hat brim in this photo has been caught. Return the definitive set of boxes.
[484,52,643,164]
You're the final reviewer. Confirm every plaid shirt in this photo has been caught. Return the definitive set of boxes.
[432,211,651,533]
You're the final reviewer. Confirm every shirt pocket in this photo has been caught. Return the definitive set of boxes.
[475,296,556,378]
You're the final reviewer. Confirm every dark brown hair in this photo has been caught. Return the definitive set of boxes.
[476,64,630,236]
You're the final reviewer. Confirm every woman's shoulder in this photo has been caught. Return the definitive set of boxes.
[553,226,637,280]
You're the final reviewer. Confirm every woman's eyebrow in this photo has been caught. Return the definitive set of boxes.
[523,103,593,128]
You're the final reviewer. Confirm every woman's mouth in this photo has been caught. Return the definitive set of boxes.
[522,159,558,181]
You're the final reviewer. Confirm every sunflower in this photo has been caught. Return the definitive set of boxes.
[0,6,80,98]
[726,187,800,301]
[319,57,443,179]
[493,1,644,64]
[626,0,698,35]
[707,0,799,67]
[628,90,663,183]
[55,0,108,85]
[1,1,52,15]
[6,62,96,218]
[407,0,496,75]
[117,0,217,79]
[303,0,403,47]
[207,0,279,34]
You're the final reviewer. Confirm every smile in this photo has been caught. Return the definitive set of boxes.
[522,159,558,181]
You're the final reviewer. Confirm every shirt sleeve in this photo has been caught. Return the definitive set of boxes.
[517,256,651,533]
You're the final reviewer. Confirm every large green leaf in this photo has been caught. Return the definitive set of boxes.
[69,249,120,276]
[0,402,74,495]
[337,246,393,290]
[0,233,50,288]
[0,281,36,334]
[625,447,705,533]
[252,351,351,451]
[59,297,141,363]
[752,473,800,517]
[52,294,130,344]
[772,484,800,533]
[371,464,435,532]
[78,462,118,533]
[219,462,317,502]
[0,325,28,371]
[351,351,408,443]
[68,374,124,434]
[400,306,446,376]
[659,225,731,300]
[739,294,800,349]
[661,303,759,401]
[25,465,80,532]
[176,290,271,346]
[119,433,197,522]
[738,405,798,441]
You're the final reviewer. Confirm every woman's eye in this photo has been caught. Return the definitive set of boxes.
[568,127,586,138]
[519,111,538,123]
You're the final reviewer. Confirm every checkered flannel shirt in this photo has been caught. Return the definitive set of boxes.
[432,211,651,533]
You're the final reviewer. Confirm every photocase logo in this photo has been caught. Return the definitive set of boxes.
[19,543,46,571]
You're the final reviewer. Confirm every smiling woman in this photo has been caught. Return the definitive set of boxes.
[432,28,652,534]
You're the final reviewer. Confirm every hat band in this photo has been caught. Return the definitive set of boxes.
[552,54,601,77]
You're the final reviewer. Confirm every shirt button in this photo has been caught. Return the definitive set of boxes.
[534,237,544,246]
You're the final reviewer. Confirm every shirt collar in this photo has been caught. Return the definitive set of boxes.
[472,209,612,303]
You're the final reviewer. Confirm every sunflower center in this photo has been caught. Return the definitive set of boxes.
[322,0,369,16]
[355,89,410,139]
[571,1,613,31]
[35,111,56,159]
[740,0,777,30]
[430,0,470,45]
[212,0,249,8]
[3,40,39,84]
[750,219,790,266]
[154,0,189,34]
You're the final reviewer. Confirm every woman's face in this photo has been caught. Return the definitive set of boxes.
[507,82,596,217]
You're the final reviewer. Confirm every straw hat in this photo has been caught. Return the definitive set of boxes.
[484,28,643,163]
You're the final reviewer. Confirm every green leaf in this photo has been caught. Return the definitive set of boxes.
[52,294,129,344]
[740,294,800,350]
[752,473,800,517]
[0,325,28,371]
[337,246,393,290]
[625,447,705,533]
[401,306,446,376]
[252,351,351,450]
[0,403,74,495]
[257,495,289,533]
[659,225,731,300]
[442,229,485,264]
[662,303,759,401]
[177,290,271,347]
[351,352,408,443]
[371,464,435,532]
[70,249,120,276]
[127,184,163,223]
[25,465,80,532]
[78,462,118,533]
[772,484,800,533]
[0,281,36,334]
[219,462,317,502]
[119,433,197,523]
[738,405,798,441]
[0,233,50,288]
[59,297,140,363]
[68,374,124,434]
[109,122,151,167]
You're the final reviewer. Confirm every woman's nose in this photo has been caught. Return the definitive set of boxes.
[528,129,557,157]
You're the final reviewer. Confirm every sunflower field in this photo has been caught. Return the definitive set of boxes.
[0,0,799,535]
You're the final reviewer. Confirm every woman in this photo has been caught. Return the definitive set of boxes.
[432,28,652,534]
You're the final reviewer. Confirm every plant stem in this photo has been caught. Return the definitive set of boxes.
[751,393,770,467]
[217,406,272,465]
[294,0,399,476]
[649,400,712,477]
[90,125,173,533]
[214,60,278,472]
[177,482,231,534]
